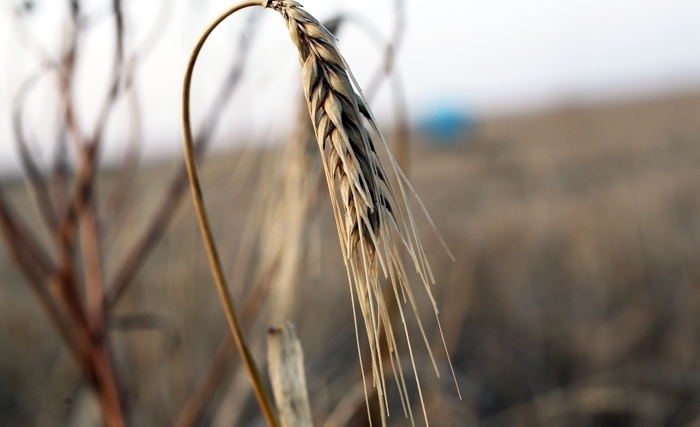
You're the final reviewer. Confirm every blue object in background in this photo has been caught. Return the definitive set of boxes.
[419,102,476,144]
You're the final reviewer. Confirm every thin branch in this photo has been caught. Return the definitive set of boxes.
[0,186,54,305]
[0,187,92,370]
[77,0,126,333]
[0,186,56,275]
[77,186,105,332]
[11,253,129,427]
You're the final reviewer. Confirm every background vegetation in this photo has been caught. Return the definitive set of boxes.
[2,1,700,426]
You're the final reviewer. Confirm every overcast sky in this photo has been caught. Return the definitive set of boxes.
[1,0,700,174]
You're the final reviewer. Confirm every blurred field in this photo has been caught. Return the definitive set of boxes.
[3,91,700,426]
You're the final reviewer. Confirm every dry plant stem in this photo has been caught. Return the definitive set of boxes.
[9,2,127,424]
[0,189,88,358]
[0,184,126,427]
[181,2,279,427]
[0,190,71,343]
[73,41,128,427]
[79,0,125,333]
[66,6,128,426]
[87,342,127,427]
[2,1,160,425]
[267,323,314,427]
[73,143,105,332]
[53,25,93,335]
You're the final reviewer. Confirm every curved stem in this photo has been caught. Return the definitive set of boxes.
[181,2,279,427]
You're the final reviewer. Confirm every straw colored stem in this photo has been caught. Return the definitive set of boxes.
[267,322,314,427]
[181,2,279,427]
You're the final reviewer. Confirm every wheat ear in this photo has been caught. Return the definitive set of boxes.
[267,1,457,425]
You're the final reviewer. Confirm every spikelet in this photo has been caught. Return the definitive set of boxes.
[266,1,457,424]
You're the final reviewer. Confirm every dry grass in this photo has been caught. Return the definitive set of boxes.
[3,91,700,425]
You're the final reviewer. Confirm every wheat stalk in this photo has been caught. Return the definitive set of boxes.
[181,3,280,426]
[182,1,456,426]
